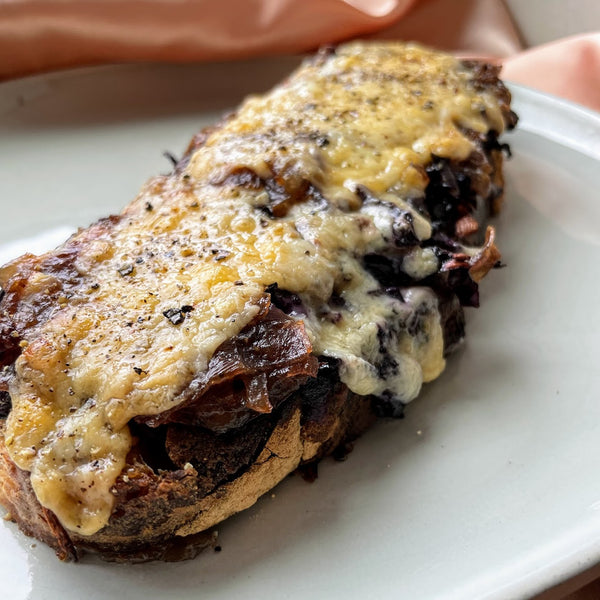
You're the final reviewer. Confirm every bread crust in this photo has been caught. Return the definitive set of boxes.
[1,383,375,561]
[0,425,77,561]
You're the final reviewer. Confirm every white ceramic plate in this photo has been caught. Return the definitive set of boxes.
[0,59,599,600]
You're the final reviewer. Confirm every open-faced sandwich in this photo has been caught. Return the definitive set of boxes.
[0,42,517,561]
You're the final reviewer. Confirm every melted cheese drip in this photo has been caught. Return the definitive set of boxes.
[4,42,507,535]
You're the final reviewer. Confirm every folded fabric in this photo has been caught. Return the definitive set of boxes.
[0,0,415,80]
[0,0,518,79]
[502,33,600,112]
[0,0,598,112]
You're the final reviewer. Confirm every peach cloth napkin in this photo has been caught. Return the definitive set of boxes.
[0,0,598,111]
[502,32,600,112]
[0,0,598,110]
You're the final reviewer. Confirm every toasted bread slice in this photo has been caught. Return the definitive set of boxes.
[0,42,516,561]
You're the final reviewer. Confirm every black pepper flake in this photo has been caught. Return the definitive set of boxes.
[90,283,100,290]
[234,280,244,286]
[118,264,134,277]
[214,546,222,553]
[214,250,230,262]
[135,257,144,264]
[145,201,154,211]
[162,306,194,325]
[163,308,184,325]
[133,367,147,375]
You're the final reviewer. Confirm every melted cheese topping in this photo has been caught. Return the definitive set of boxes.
[4,42,508,535]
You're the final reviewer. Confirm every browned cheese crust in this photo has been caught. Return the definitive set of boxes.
[0,42,516,561]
